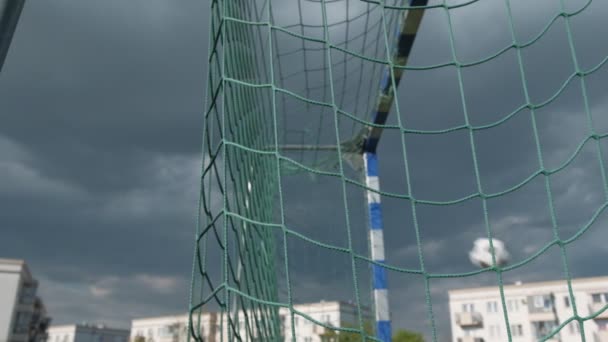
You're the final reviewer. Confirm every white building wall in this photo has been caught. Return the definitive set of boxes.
[286,301,369,342]
[131,314,217,342]
[47,324,130,342]
[130,301,370,342]
[0,267,21,342]
[47,326,76,342]
[0,259,49,342]
[282,302,342,342]
[449,277,608,342]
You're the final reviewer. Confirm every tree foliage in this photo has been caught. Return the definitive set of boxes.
[318,322,424,342]
[392,329,425,342]
[318,320,374,342]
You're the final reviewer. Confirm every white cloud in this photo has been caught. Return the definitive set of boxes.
[99,153,200,222]
[89,286,113,299]
[394,239,446,262]
[134,274,181,293]
[0,135,85,198]
[88,276,120,298]
[86,273,183,297]
[38,272,188,327]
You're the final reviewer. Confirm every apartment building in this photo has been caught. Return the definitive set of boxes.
[130,301,371,342]
[448,276,608,342]
[130,313,200,342]
[0,258,51,342]
[47,324,130,342]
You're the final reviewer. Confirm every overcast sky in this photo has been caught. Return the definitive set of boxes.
[1,0,608,341]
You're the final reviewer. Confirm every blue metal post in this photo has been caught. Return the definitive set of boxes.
[363,2,428,341]
[364,152,390,341]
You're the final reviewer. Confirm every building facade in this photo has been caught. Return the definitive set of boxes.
[130,301,371,342]
[280,301,371,341]
[47,324,130,342]
[449,276,608,342]
[130,314,195,342]
[0,259,51,342]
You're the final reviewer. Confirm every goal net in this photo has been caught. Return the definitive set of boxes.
[192,0,608,341]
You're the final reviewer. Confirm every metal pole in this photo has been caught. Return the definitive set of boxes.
[0,0,26,73]
[363,2,427,341]
[363,152,391,341]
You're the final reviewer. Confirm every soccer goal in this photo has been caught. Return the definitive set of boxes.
[192,0,608,341]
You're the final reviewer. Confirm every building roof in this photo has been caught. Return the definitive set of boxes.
[0,258,33,281]
[448,276,608,295]
[48,324,130,333]
[131,313,190,324]
[131,301,371,325]
[0,258,26,265]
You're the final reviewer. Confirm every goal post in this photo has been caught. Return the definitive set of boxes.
[362,2,427,341]
[193,0,608,341]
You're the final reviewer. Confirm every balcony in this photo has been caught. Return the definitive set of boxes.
[595,330,608,342]
[529,311,556,322]
[457,337,484,342]
[456,312,483,327]
[590,303,608,319]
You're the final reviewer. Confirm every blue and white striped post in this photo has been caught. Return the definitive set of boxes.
[362,2,428,341]
[364,152,390,341]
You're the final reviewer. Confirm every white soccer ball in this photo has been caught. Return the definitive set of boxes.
[469,238,510,268]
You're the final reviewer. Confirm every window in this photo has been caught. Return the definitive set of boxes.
[533,295,553,309]
[533,321,557,339]
[12,311,31,334]
[510,324,523,337]
[462,303,475,312]
[486,301,498,313]
[568,322,579,334]
[592,293,608,303]
[564,296,570,308]
[508,299,519,312]
[19,285,37,305]
[158,326,172,337]
[304,338,312,342]
[489,325,501,337]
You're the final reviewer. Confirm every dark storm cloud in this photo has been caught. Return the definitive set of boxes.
[1,0,607,340]
[1,0,208,192]
[261,0,608,340]
[0,0,209,325]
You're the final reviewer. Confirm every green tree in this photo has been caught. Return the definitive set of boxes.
[319,323,424,342]
[392,329,425,342]
[319,321,374,342]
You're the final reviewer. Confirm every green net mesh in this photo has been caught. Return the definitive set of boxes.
[191,0,608,341]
